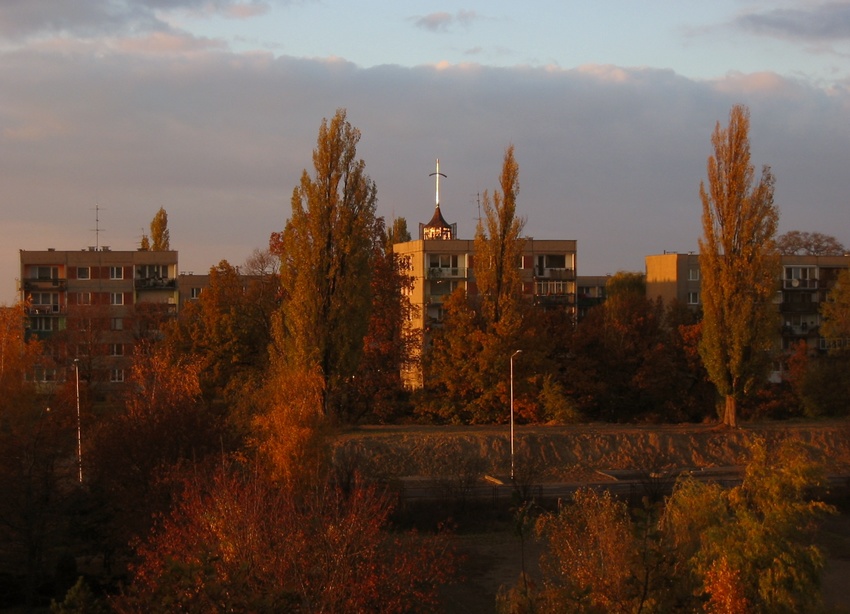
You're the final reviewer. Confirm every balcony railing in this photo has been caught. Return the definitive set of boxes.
[135,277,177,290]
[26,305,65,315]
[783,278,818,290]
[427,267,467,279]
[534,268,576,281]
[23,278,67,290]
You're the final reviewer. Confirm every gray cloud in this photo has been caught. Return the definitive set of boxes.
[736,2,850,41]
[2,49,849,303]
[412,10,480,33]
[0,0,270,41]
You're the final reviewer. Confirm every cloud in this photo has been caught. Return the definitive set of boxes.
[1,47,849,304]
[412,10,480,33]
[0,0,271,42]
[735,2,850,42]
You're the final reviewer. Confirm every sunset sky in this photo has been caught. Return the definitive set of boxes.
[2,1,850,302]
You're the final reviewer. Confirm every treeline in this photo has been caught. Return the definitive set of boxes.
[1,106,849,610]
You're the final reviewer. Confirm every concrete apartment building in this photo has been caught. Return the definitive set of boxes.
[393,166,578,386]
[645,251,850,359]
[19,246,179,397]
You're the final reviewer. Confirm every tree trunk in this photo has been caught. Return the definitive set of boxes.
[724,394,737,428]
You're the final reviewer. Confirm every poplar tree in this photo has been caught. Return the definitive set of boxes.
[474,144,526,329]
[269,109,379,419]
[698,105,779,427]
[150,207,170,251]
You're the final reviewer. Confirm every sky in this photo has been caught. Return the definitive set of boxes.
[2,0,850,303]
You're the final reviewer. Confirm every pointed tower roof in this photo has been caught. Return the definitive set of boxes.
[422,159,455,240]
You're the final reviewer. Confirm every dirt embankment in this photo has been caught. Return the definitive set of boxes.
[331,421,850,482]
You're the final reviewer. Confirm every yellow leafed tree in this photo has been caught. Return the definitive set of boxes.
[698,105,779,427]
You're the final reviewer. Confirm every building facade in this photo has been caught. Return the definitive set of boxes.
[645,251,850,362]
[393,168,577,387]
[19,247,179,397]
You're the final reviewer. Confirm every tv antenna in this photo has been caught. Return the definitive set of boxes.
[91,204,105,249]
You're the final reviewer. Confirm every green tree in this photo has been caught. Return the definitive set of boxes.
[698,104,780,427]
[662,438,834,613]
[149,207,170,251]
[269,109,379,419]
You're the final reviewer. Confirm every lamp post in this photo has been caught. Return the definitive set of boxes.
[74,359,82,484]
[510,349,522,481]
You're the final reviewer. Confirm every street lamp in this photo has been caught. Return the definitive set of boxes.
[74,359,82,484]
[510,350,522,481]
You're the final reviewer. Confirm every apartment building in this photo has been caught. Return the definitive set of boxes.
[19,246,179,397]
[393,169,577,386]
[645,251,850,354]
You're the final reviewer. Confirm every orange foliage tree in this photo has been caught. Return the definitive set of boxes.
[113,463,456,613]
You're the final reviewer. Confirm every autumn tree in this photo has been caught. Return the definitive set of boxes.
[820,267,850,354]
[777,230,846,256]
[789,268,850,416]
[0,303,76,609]
[269,109,379,419]
[149,207,170,251]
[698,104,780,427]
[422,147,538,423]
[475,144,526,329]
[113,462,456,613]
[386,216,412,246]
[350,220,417,422]
[521,438,834,613]
[166,259,277,424]
[662,438,834,612]
[87,343,232,565]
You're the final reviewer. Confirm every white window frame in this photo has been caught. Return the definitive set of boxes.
[111,293,124,305]
[110,266,124,280]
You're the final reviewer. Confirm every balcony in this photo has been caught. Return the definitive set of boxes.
[783,278,818,290]
[427,267,467,279]
[135,277,177,290]
[534,268,576,281]
[23,277,67,291]
[26,305,65,315]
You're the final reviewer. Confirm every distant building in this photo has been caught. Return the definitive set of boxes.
[576,275,610,319]
[19,246,179,399]
[393,161,578,387]
[645,251,850,377]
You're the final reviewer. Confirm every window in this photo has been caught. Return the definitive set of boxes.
[77,267,90,280]
[33,367,58,382]
[31,292,59,312]
[688,291,700,305]
[429,254,459,269]
[110,343,124,356]
[110,369,124,383]
[111,317,123,331]
[688,268,700,281]
[78,292,91,305]
[110,266,123,280]
[190,287,202,299]
[430,279,458,296]
[111,293,124,305]
[31,317,54,331]
[36,266,58,280]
